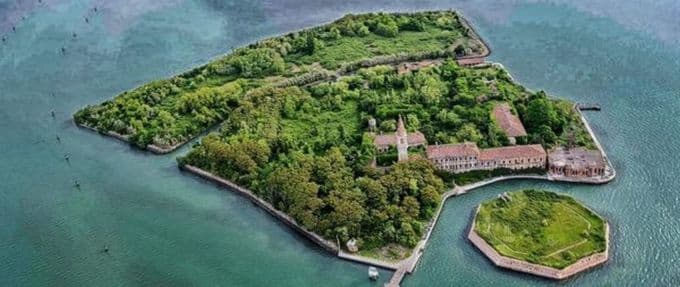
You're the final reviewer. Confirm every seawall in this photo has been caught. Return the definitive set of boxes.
[467,206,610,280]
[179,164,339,254]
[74,121,199,154]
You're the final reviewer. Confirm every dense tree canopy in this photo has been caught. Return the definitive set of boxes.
[179,60,591,251]
[75,11,594,256]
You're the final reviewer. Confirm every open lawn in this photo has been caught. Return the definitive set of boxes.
[474,189,606,269]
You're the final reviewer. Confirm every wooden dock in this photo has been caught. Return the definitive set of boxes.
[385,267,407,287]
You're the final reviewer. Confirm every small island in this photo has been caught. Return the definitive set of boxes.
[469,189,609,279]
[73,10,615,285]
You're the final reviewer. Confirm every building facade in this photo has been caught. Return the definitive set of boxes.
[548,147,606,177]
[425,142,481,173]
[427,142,547,173]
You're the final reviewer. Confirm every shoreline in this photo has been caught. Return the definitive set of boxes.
[455,10,492,60]
[467,205,610,280]
[73,10,491,156]
[74,120,205,155]
[170,24,614,287]
[72,11,615,286]
[179,164,339,254]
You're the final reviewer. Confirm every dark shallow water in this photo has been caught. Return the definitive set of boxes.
[1,0,679,286]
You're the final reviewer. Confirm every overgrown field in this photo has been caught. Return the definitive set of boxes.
[74,11,483,149]
[474,189,607,269]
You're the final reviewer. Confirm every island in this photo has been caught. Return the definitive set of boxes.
[469,189,609,279]
[73,11,615,286]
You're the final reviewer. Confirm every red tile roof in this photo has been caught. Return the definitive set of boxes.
[479,144,546,161]
[373,132,427,147]
[407,132,427,146]
[493,103,527,138]
[374,134,396,147]
[426,142,480,159]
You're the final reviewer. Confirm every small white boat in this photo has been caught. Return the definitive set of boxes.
[368,266,379,280]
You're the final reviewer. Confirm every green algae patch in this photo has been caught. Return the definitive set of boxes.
[474,189,606,269]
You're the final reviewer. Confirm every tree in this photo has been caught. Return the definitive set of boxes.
[328,27,341,40]
[406,114,420,131]
[419,186,440,218]
[232,48,285,78]
[400,18,425,32]
[379,119,397,132]
[305,33,321,54]
[534,125,557,145]
[455,123,483,143]
[402,196,420,219]
[267,166,323,229]
[358,177,388,210]
[436,109,463,130]
[524,95,558,132]
[398,221,418,247]
[357,25,370,37]
[374,21,399,37]
[326,188,367,239]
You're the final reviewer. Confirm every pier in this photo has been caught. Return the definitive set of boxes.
[576,103,601,111]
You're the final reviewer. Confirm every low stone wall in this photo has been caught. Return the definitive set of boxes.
[75,121,191,154]
[467,206,609,280]
[179,164,339,254]
[572,105,616,183]
[146,142,182,154]
[337,252,400,271]
[458,175,550,194]
[455,11,491,60]
[75,121,130,142]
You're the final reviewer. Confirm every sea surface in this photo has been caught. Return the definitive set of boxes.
[1,0,679,286]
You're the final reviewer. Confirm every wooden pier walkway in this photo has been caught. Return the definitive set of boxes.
[385,267,407,287]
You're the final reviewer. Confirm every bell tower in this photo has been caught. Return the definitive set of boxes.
[396,115,409,162]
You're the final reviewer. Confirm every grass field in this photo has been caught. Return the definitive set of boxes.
[286,26,464,69]
[474,189,606,269]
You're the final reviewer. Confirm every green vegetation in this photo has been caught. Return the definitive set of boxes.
[74,11,485,150]
[75,11,598,257]
[474,189,607,269]
[178,59,591,253]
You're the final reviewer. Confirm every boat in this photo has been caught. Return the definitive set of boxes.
[368,266,379,280]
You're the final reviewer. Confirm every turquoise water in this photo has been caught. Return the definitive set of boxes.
[1,1,679,286]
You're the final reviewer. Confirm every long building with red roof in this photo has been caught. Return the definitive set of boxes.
[427,142,546,173]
